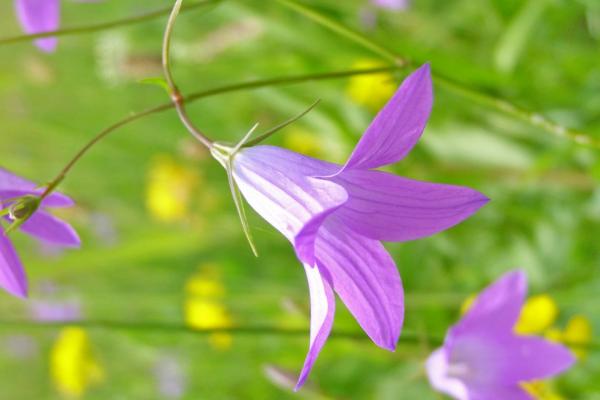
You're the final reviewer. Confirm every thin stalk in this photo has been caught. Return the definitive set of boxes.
[39,65,398,198]
[0,1,221,46]
[162,0,214,148]
[0,319,596,351]
[244,99,321,147]
[0,319,441,344]
[274,0,406,67]
[273,0,600,149]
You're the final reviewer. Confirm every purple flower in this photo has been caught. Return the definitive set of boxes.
[213,64,489,388]
[0,168,80,298]
[154,354,187,399]
[14,0,102,52]
[15,0,60,52]
[426,270,575,400]
[371,0,410,11]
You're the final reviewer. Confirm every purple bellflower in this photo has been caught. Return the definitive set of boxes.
[426,270,575,400]
[211,64,488,389]
[15,0,60,52]
[15,0,102,52]
[0,168,80,298]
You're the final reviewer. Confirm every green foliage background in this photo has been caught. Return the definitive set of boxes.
[0,0,599,398]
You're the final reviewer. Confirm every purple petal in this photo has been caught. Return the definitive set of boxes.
[426,348,469,400]
[331,168,489,242]
[469,386,533,400]
[371,0,410,11]
[456,270,527,335]
[232,146,347,263]
[313,222,403,350]
[1,190,74,209]
[15,0,60,52]
[0,168,37,192]
[295,263,335,390]
[496,336,575,384]
[0,233,28,298]
[336,64,432,173]
[444,332,572,397]
[0,168,74,208]
[19,211,80,248]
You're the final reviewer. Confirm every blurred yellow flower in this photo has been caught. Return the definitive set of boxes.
[346,60,396,111]
[50,327,104,398]
[522,381,564,400]
[546,315,592,359]
[186,275,225,298]
[459,294,476,316]
[515,294,559,335]
[184,267,233,350]
[146,155,198,222]
[283,128,322,158]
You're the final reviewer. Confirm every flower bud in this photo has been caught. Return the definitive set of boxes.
[4,195,40,233]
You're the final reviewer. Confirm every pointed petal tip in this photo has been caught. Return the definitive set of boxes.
[34,38,58,53]
[5,282,28,299]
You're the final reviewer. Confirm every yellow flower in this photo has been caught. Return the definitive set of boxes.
[185,275,225,298]
[346,60,396,111]
[515,295,559,335]
[560,315,592,359]
[146,155,198,222]
[283,128,322,158]
[184,267,233,350]
[50,327,104,398]
[522,381,564,400]
[459,294,476,315]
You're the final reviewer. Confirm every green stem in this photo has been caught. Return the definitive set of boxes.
[0,319,596,351]
[162,0,214,148]
[0,0,222,46]
[39,65,398,198]
[0,319,441,343]
[273,0,600,149]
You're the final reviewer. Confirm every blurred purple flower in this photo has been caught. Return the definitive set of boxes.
[0,168,80,298]
[14,0,102,52]
[4,335,38,359]
[31,298,81,321]
[154,355,187,399]
[225,64,488,388]
[15,0,60,52]
[371,0,410,11]
[426,270,575,400]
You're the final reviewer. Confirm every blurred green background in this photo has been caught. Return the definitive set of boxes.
[1,0,599,398]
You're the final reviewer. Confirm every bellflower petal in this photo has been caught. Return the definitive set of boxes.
[222,63,487,388]
[457,270,526,334]
[15,0,60,52]
[427,270,575,400]
[337,64,432,173]
[314,222,403,350]
[496,336,576,384]
[232,146,348,259]
[19,211,80,247]
[0,168,79,298]
[426,348,469,400]
[295,263,335,390]
[0,169,73,208]
[0,233,28,298]
[331,168,489,242]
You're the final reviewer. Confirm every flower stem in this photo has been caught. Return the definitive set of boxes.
[39,65,398,199]
[163,0,214,149]
[0,318,441,344]
[273,0,600,149]
[0,0,222,47]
